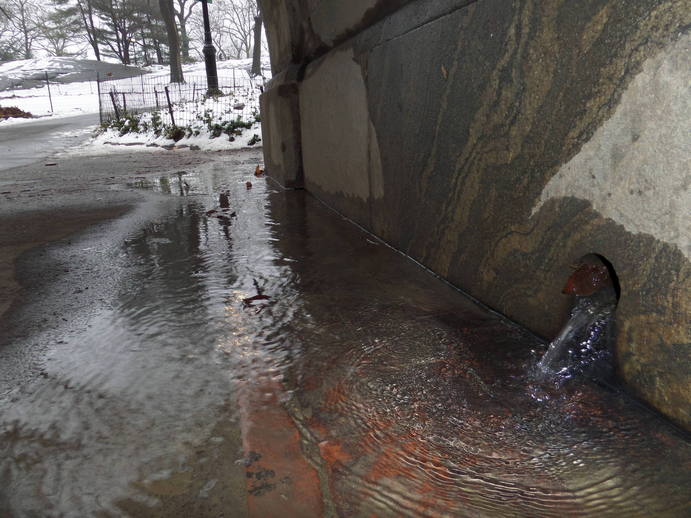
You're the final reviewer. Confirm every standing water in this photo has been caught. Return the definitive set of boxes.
[1,154,689,517]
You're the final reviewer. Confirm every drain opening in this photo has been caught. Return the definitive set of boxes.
[538,253,619,382]
[563,253,620,305]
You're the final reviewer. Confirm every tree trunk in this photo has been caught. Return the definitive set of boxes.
[76,0,100,61]
[20,6,31,59]
[23,30,30,59]
[121,28,130,64]
[155,41,163,65]
[158,0,183,82]
[251,14,262,77]
[140,28,150,65]
[144,10,164,65]
[179,20,189,60]
[86,0,100,60]
[175,5,190,61]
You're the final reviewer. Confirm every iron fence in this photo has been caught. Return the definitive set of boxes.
[98,72,264,128]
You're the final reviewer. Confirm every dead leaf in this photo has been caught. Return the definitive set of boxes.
[246,181,253,189]
[242,294,271,306]
[441,64,448,79]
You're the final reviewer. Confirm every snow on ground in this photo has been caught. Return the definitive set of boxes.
[65,121,263,156]
[0,81,100,121]
[62,76,264,156]
[1,57,270,153]
[0,57,145,90]
[0,57,270,121]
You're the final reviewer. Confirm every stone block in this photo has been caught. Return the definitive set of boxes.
[308,0,414,47]
[261,0,691,429]
[257,0,323,74]
[359,0,690,428]
[299,47,378,228]
[260,68,304,188]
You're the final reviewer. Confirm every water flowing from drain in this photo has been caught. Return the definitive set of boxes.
[537,261,617,383]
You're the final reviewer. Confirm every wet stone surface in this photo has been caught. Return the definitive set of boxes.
[0,151,689,517]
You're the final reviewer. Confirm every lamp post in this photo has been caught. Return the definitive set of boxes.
[200,0,219,94]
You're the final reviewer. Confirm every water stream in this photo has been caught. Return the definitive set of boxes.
[1,156,689,517]
[537,293,615,383]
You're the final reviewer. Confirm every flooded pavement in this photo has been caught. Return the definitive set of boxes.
[0,152,689,517]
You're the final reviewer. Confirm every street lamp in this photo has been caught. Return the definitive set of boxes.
[200,0,219,94]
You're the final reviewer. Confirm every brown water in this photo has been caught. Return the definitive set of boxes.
[1,157,689,517]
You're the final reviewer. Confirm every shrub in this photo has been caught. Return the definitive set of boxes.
[150,111,163,136]
[164,125,186,142]
[0,105,33,119]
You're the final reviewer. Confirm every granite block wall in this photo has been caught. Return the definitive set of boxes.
[259,0,691,429]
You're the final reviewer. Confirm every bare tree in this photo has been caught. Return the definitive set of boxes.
[188,0,258,61]
[74,0,102,61]
[158,0,183,82]
[173,0,195,61]
[221,0,254,59]
[250,11,261,76]
[0,2,22,60]
[1,0,43,59]
[52,0,100,60]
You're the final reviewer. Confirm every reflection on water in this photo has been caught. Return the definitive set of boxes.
[1,155,689,517]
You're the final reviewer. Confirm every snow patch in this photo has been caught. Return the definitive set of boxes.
[65,122,263,156]
[0,57,270,121]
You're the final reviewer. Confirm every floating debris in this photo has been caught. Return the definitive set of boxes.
[242,294,271,306]
[219,191,230,208]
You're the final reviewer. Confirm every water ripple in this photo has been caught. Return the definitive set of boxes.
[1,157,688,517]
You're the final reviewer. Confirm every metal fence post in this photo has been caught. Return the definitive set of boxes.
[97,72,102,125]
[109,91,121,121]
[155,88,160,109]
[44,72,54,113]
[164,86,176,127]
[121,92,127,113]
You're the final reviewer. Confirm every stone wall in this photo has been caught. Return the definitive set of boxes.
[259,0,691,429]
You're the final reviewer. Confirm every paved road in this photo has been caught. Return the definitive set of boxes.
[0,113,98,171]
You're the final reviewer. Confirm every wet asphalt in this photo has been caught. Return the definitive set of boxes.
[0,147,689,517]
[0,114,99,171]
